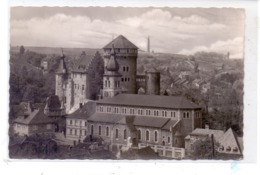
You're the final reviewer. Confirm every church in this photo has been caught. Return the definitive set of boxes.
[62,35,203,158]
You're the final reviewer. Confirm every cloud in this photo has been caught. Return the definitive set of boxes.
[10,8,244,55]
[178,37,244,58]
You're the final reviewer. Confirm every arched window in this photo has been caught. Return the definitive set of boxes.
[106,126,109,136]
[91,125,94,135]
[154,131,158,142]
[146,130,150,141]
[115,129,119,139]
[187,112,190,118]
[138,130,141,140]
[98,125,102,136]
[183,112,186,118]
[123,129,127,139]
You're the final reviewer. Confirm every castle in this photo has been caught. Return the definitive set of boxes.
[56,35,160,113]
[61,35,203,158]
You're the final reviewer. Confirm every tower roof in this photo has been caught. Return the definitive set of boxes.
[56,54,68,74]
[103,35,138,49]
[106,45,119,72]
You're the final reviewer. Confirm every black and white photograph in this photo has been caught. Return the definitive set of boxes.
[8,5,246,160]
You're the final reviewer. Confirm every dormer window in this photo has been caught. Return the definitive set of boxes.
[226,146,231,152]
[233,147,238,152]
[219,145,224,151]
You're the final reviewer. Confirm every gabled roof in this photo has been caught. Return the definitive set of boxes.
[13,107,56,125]
[218,128,242,154]
[97,94,200,109]
[66,101,96,119]
[72,51,101,73]
[103,35,138,49]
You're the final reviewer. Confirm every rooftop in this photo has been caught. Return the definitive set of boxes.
[13,107,56,125]
[103,35,138,49]
[56,55,68,74]
[66,101,96,119]
[72,51,101,73]
[97,94,201,109]
[88,112,179,129]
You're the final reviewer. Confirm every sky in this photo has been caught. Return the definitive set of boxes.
[10,7,245,58]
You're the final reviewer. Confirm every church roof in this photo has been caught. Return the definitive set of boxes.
[88,113,178,129]
[56,55,68,74]
[97,94,201,109]
[72,51,101,73]
[103,35,138,49]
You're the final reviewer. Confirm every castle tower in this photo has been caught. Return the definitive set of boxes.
[103,35,138,94]
[147,36,150,53]
[145,67,160,95]
[103,45,122,98]
[55,54,68,103]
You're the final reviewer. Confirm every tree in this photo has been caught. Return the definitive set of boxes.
[188,136,220,159]
[19,45,25,54]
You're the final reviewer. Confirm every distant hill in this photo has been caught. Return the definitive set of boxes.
[10,46,103,57]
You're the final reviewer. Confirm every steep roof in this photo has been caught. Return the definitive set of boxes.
[103,35,138,49]
[97,94,200,109]
[66,101,96,119]
[218,128,242,154]
[46,95,61,109]
[56,55,68,74]
[72,51,101,73]
[13,107,56,125]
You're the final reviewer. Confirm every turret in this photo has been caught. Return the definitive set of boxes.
[55,53,68,103]
[103,44,122,98]
[145,67,160,95]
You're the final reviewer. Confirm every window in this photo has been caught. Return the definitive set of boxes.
[85,121,87,127]
[168,136,171,143]
[128,78,130,81]
[123,129,127,140]
[105,80,107,87]
[146,130,150,141]
[233,147,238,152]
[187,112,190,119]
[70,120,72,125]
[219,146,224,151]
[98,125,102,136]
[123,66,125,71]
[82,85,84,90]
[122,78,124,82]
[108,80,110,88]
[75,129,78,135]
[91,125,94,135]
[70,129,72,135]
[154,131,158,142]
[125,78,127,82]
[106,126,109,136]
[183,112,186,118]
[126,67,129,72]
[115,129,119,139]
[84,130,87,136]
[138,130,141,140]
[226,146,231,152]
